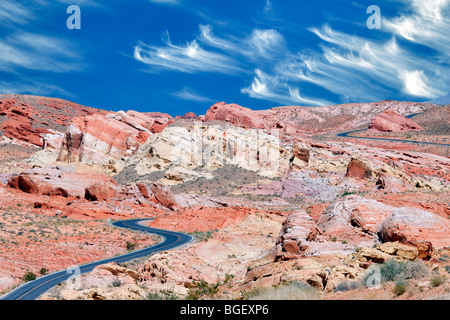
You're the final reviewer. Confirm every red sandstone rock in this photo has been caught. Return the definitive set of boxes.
[376,173,413,193]
[275,211,318,260]
[0,94,105,147]
[292,140,310,164]
[57,113,152,163]
[379,207,450,257]
[205,102,269,129]
[85,183,118,202]
[150,182,179,211]
[317,196,396,240]
[345,158,373,180]
[7,167,118,199]
[183,112,197,119]
[369,109,423,132]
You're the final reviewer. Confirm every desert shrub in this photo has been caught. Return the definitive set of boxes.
[187,280,220,300]
[248,282,320,300]
[397,260,429,280]
[445,265,450,273]
[146,290,178,300]
[392,281,407,296]
[189,230,218,242]
[186,275,234,300]
[363,259,429,287]
[126,241,136,252]
[22,271,36,282]
[430,276,445,287]
[39,268,48,275]
[112,279,122,287]
[334,281,360,292]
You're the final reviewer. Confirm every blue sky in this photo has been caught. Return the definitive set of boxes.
[0,0,449,116]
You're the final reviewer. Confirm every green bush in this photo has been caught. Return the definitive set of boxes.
[392,281,407,296]
[363,259,429,287]
[187,280,220,300]
[126,241,136,252]
[146,290,178,300]
[334,281,360,292]
[430,276,445,287]
[22,271,36,282]
[381,259,428,282]
[39,268,48,275]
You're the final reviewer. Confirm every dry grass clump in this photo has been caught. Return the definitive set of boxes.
[248,282,320,300]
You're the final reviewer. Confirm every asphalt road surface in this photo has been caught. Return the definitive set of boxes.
[0,219,194,300]
[337,113,450,147]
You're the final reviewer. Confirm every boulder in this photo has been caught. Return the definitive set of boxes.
[42,132,64,151]
[205,102,269,129]
[292,140,310,164]
[317,196,396,238]
[85,183,118,202]
[8,167,117,200]
[378,207,450,258]
[376,242,419,260]
[369,109,423,132]
[345,158,373,180]
[376,173,413,193]
[151,182,179,210]
[275,211,318,260]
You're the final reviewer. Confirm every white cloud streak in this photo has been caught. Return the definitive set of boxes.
[134,24,286,74]
[0,32,82,73]
[171,87,214,103]
[384,0,450,55]
[134,30,243,74]
[136,0,449,105]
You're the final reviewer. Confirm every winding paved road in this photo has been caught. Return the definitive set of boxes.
[337,113,450,147]
[0,219,194,300]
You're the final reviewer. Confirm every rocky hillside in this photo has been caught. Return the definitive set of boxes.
[0,95,448,300]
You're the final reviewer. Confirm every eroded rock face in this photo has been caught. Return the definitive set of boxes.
[150,182,179,211]
[0,94,105,147]
[292,140,310,164]
[369,109,423,132]
[205,102,269,129]
[317,196,396,239]
[345,158,373,180]
[57,112,154,164]
[7,167,117,199]
[275,211,318,261]
[133,122,286,178]
[379,207,450,258]
[5,167,174,208]
[344,242,420,269]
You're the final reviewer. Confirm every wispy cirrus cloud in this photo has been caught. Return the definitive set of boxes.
[148,0,180,4]
[0,0,33,25]
[241,69,333,106]
[134,24,286,74]
[384,0,450,56]
[0,78,74,98]
[0,32,83,73]
[133,0,449,106]
[0,0,86,98]
[171,86,214,103]
[134,30,242,74]
[243,0,449,105]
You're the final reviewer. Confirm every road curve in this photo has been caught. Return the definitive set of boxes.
[337,113,450,147]
[0,219,194,300]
